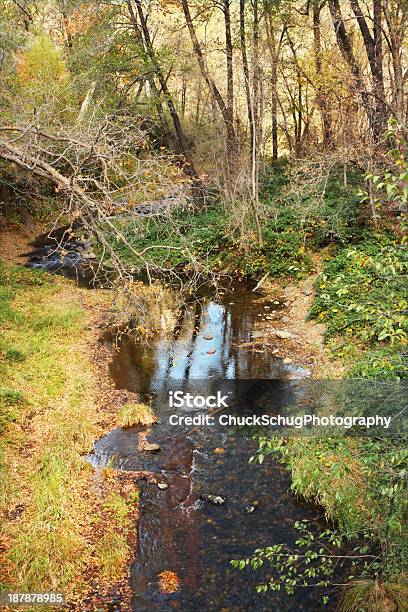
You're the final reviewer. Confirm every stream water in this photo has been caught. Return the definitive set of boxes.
[88,287,337,612]
[26,235,337,611]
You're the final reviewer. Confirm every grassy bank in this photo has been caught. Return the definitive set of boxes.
[249,232,408,605]
[0,262,139,608]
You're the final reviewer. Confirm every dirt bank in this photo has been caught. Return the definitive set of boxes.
[247,274,344,378]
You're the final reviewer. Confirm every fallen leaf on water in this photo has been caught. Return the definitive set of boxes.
[158,570,180,593]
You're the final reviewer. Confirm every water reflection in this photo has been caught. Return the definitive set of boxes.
[110,287,288,393]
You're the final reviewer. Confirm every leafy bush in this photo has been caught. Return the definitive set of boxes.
[261,162,365,246]
[248,435,408,601]
[310,240,408,349]
[349,349,408,380]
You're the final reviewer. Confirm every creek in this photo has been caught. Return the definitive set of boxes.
[28,231,338,611]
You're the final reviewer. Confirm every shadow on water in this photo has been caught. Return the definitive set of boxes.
[88,285,342,611]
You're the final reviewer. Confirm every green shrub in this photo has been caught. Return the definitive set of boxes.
[349,349,408,380]
[310,240,408,348]
[0,388,25,406]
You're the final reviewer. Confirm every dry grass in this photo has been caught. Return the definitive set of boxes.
[118,402,157,427]
[339,578,408,612]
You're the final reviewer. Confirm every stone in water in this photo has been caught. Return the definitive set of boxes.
[143,443,161,452]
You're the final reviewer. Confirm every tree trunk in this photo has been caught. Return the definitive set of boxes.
[77,81,97,123]
[287,34,303,155]
[383,0,405,122]
[131,0,199,178]
[328,0,374,137]
[265,9,286,160]
[349,0,387,141]
[240,0,254,159]
[125,1,176,151]
[313,0,333,147]
[252,0,261,147]
[224,0,234,152]
[180,0,236,160]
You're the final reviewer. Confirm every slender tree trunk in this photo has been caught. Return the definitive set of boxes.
[224,0,234,150]
[349,0,387,141]
[181,73,187,118]
[130,0,199,178]
[252,0,261,145]
[125,1,176,151]
[287,34,303,155]
[195,78,202,124]
[181,0,236,160]
[240,0,254,159]
[265,9,285,160]
[313,0,333,147]
[383,0,405,122]
[328,0,374,137]
[77,81,97,123]
[372,0,387,137]
[252,0,260,189]
[244,0,262,245]
[271,61,278,159]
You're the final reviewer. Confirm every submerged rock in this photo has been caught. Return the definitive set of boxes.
[200,494,226,505]
[143,443,161,452]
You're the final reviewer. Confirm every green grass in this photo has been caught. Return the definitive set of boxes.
[0,263,96,591]
[0,260,141,601]
[98,531,131,580]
